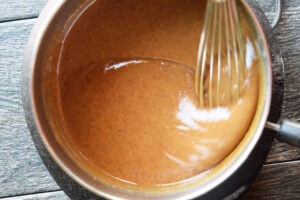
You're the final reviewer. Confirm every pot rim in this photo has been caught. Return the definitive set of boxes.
[21,0,273,199]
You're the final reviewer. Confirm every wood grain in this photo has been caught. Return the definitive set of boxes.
[0,0,48,22]
[0,19,60,198]
[266,139,300,163]
[243,160,300,199]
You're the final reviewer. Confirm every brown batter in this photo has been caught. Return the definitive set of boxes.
[45,0,260,191]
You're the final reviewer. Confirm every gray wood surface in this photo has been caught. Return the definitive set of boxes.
[0,0,300,199]
[0,19,60,198]
[0,0,48,22]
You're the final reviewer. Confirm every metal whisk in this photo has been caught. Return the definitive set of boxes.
[195,0,246,108]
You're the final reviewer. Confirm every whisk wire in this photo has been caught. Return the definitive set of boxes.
[224,1,231,104]
[228,0,240,100]
[233,1,246,81]
[217,3,223,107]
[195,0,245,108]
[198,1,214,107]
[209,3,218,108]
[195,1,213,96]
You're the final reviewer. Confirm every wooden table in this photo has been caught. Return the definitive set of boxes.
[0,1,299,199]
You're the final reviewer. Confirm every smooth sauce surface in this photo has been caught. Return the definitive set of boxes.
[47,0,260,191]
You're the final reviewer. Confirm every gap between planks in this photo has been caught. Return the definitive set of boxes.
[0,190,63,199]
[263,158,300,166]
[0,16,38,24]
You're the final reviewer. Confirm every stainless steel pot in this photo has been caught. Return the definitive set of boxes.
[21,0,299,199]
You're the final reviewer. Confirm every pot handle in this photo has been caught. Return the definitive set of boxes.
[271,0,282,29]
[266,120,300,147]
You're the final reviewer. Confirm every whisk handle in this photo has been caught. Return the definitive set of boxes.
[278,119,300,147]
[266,120,300,147]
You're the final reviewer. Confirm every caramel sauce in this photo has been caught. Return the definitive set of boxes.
[46,0,260,191]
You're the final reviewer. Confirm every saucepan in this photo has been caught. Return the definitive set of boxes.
[21,0,300,199]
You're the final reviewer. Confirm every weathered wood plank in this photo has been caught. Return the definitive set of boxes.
[0,0,48,22]
[266,139,300,163]
[244,160,300,199]
[0,19,60,198]
[1,191,69,200]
